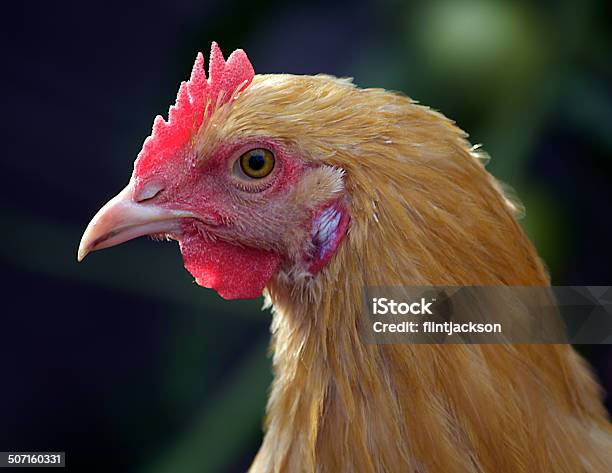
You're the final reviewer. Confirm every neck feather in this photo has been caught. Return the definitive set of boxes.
[249,144,610,473]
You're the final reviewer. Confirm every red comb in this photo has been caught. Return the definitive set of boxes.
[134,42,254,174]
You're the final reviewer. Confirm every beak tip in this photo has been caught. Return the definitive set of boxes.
[77,232,92,262]
[77,246,88,262]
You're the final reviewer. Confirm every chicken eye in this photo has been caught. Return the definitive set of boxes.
[238,148,275,179]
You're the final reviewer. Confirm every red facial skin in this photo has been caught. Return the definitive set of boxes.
[131,138,346,299]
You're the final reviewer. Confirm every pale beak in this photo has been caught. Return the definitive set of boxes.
[77,183,193,262]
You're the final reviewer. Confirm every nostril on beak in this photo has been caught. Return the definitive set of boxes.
[135,181,165,203]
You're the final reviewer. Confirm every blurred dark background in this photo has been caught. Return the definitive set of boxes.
[1,0,611,471]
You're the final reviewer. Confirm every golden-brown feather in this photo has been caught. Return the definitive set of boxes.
[204,74,611,472]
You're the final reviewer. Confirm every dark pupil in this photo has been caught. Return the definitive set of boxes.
[248,152,266,171]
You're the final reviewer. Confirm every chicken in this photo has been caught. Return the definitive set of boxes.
[78,43,612,473]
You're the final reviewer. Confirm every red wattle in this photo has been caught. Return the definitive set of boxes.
[178,233,280,300]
